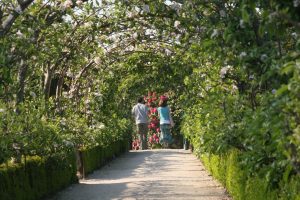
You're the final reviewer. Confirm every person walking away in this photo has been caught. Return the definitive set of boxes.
[132,96,149,150]
[158,95,174,148]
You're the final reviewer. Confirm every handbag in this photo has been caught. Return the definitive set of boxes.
[170,118,175,128]
[169,107,175,128]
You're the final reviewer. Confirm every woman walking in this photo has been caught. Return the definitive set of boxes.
[157,95,174,148]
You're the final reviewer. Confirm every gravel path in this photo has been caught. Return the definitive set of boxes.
[50,149,231,200]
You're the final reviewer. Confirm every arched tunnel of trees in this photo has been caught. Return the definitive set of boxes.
[0,0,300,199]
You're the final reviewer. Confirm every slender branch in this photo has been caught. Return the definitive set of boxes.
[18,0,34,10]
[0,8,3,24]
[0,0,34,37]
[0,0,92,37]
[70,60,95,97]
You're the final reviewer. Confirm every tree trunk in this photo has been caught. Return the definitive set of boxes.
[55,69,67,114]
[44,66,53,101]
[76,148,85,179]
[16,61,28,107]
[13,60,28,164]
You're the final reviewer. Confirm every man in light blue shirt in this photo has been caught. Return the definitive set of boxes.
[132,96,149,150]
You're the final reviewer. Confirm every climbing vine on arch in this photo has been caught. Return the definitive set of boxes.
[0,1,299,196]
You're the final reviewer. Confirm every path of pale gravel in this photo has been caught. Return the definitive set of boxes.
[50,149,231,200]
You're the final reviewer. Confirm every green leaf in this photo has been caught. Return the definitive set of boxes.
[242,7,250,23]
[275,84,288,96]
[281,61,295,75]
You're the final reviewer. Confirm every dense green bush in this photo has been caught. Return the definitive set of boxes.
[0,139,129,200]
[200,151,300,200]
[0,154,77,200]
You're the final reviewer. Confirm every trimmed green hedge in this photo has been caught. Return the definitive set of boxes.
[0,154,77,200]
[81,140,129,175]
[200,150,300,200]
[0,139,129,200]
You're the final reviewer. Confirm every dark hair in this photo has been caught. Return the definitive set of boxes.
[158,99,168,107]
[137,96,145,103]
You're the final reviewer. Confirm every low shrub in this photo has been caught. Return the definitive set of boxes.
[0,154,77,200]
[0,139,129,200]
[81,140,129,176]
[200,150,300,200]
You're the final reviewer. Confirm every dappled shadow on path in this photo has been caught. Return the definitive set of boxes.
[50,149,230,200]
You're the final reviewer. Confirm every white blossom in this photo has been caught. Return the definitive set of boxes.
[110,34,119,42]
[86,110,92,114]
[15,6,23,14]
[133,32,138,39]
[0,108,5,113]
[76,0,83,5]
[219,10,226,17]
[66,70,74,78]
[293,0,300,7]
[52,23,59,29]
[170,2,182,12]
[220,65,232,78]
[126,45,135,51]
[134,6,141,13]
[232,84,238,91]
[12,143,21,150]
[165,48,172,56]
[291,32,298,39]
[239,52,247,58]
[97,123,105,129]
[62,92,69,98]
[211,29,218,38]
[174,20,181,28]
[94,92,102,97]
[239,19,245,28]
[203,10,210,16]
[220,68,227,78]
[94,57,101,64]
[60,118,67,126]
[62,47,70,53]
[27,28,34,33]
[145,29,153,35]
[199,92,204,98]
[268,12,278,21]
[63,140,74,147]
[260,54,268,61]
[142,4,150,13]
[200,73,206,78]
[205,85,212,90]
[83,22,92,28]
[175,34,181,44]
[63,0,73,9]
[10,45,16,52]
[30,91,36,98]
[16,30,24,38]
[128,11,135,18]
